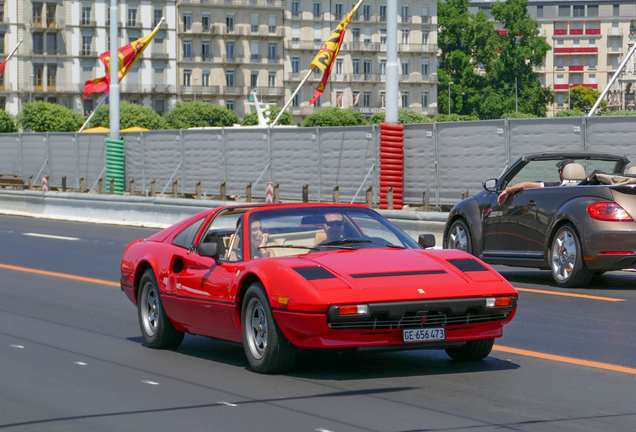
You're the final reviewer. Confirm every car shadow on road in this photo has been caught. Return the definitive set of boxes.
[498,269,636,291]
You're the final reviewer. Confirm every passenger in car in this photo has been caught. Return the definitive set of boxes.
[497,159,579,205]
[250,215,274,259]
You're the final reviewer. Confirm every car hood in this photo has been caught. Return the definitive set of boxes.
[299,248,507,300]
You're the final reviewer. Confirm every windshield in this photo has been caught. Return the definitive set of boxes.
[247,206,420,259]
[508,158,623,186]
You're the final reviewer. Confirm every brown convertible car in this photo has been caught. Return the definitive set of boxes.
[444,152,636,287]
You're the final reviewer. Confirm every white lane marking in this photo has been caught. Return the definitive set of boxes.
[74,361,87,366]
[316,429,335,432]
[218,401,237,407]
[141,380,159,385]
[10,345,24,349]
[23,233,80,241]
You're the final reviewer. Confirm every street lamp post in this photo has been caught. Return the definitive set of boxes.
[30,75,34,103]
[448,82,454,116]
[193,77,199,103]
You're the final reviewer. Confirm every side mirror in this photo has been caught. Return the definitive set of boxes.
[482,178,497,192]
[197,242,221,265]
[418,234,436,249]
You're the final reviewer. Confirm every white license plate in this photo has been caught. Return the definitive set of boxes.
[403,327,446,343]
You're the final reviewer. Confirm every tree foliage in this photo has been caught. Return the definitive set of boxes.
[602,110,636,116]
[242,105,295,126]
[501,112,538,118]
[565,86,605,112]
[0,109,17,133]
[302,107,367,127]
[555,109,585,117]
[438,0,553,118]
[434,114,480,122]
[368,109,432,124]
[18,102,84,132]
[164,102,240,128]
[91,102,168,130]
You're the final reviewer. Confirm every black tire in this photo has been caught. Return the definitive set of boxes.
[446,219,473,255]
[445,338,494,361]
[550,223,594,288]
[138,269,184,349]
[241,283,296,374]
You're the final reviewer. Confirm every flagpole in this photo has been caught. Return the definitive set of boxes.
[3,39,23,68]
[270,69,313,127]
[78,93,109,133]
[109,0,120,140]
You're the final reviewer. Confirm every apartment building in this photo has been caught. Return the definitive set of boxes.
[0,1,177,117]
[284,0,438,120]
[470,0,636,116]
[176,0,286,115]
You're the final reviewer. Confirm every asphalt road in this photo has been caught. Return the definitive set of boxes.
[1,215,635,432]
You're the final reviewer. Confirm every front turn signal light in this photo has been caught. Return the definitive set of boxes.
[486,297,512,308]
[339,304,369,315]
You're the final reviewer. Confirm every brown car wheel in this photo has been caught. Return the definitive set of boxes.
[550,223,594,288]
[446,219,473,255]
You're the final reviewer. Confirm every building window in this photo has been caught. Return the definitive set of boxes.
[46,5,56,26]
[314,95,321,107]
[589,57,597,68]
[421,60,429,75]
[589,38,596,46]
[226,15,234,31]
[47,66,57,88]
[291,1,300,17]
[226,41,235,59]
[363,59,371,74]
[363,92,371,107]
[336,59,343,74]
[589,74,596,84]
[251,72,258,87]
[82,35,92,56]
[380,59,386,75]
[33,65,43,88]
[334,4,343,20]
[402,29,409,44]
[155,99,165,115]
[183,41,192,58]
[46,34,56,54]
[401,6,409,21]
[202,41,211,60]
[587,5,598,17]
[203,72,210,86]
[182,14,191,31]
[573,5,584,17]
[268,72,276,87]
[33,4,43,25]
[202,15,210,32]
[352,27,360,40]
[558,5,570,17]
[128,8,137,26]
[292,57,299,73]
[268,43,277,60]
[380,28,387,45]
[422,91,429,107]
[423,30,429,44]
[557,94,564,106]
[380,91,386,107]
[401,60,409,75]
[363,5,371,20]
[81,6,91,25]
[154,9,164,26]
[0,33,5,55]
[613,5,619,17]
[536,6,543,18]
[313,2,321,18]
[352,58,360,74]
[380,5,386,21]
[556,74,564,85]
[292,93,299,106]
[269,15,276,33]
[335,91,343,107]
[183,70,191,86]
[401,91,409,107]
[557,57,564,68]
[32,33,43,54]
[226,70,234,87]
[227,100,235,111]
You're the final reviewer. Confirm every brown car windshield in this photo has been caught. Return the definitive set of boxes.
[509,159,622,186]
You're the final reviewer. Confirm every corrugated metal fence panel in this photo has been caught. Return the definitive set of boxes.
[225,129,269,198]
[78,133,107,190]
[319,126,376,203]
[123,133,143,191]
[509,117,584,162]
[271,128,320,201]
[0,134,20,175]
[21,134,49,182]
[586,116,636,164]
[437,120,506,204]
[403,123,435,205]
[142,131,182,195]
[182,130,224,194]
[48,133,77,187]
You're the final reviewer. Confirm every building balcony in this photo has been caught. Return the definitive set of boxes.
[121,84,154,93]
[152,85,176,94]
[554,29,567,35]
[29,50,65,58]
[399,15,413,23]
[180,23,220,35]
[29,19,65,30]
[181,0,286,8]
[347,42,380,51]
[332,73,347,82]
[398,73,439,84]
[585,29,601,35]
[609,47,624,54]
[397,43,438,53]
[568,65,584,71]
[223,86,244,95]
[285,40,323,50]
[569,29,583,35]
[220,25,244,35]
[79,51,98,58]
[607,28,623,36]
[421,15,431,24]
[221,55,245,64]
[32,84,81,94]
[181,85,221,95]
[349,73,381,82]
[554,47,597,54]
[249,86,285,96]
[266,56,282,64]
[125,21,144,29]
[291,106,316,116]
[151,52,170,60]
[554,83,597,90]
[79,20,97,28]
[248,25,285,37]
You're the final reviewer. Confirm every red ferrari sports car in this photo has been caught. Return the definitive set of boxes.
[121,203,518,373]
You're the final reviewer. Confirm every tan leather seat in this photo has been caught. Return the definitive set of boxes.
[315,232,327,245]
[627,166,636,175]
[563,163,586,183]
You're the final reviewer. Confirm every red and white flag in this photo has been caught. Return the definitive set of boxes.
[353,92,361,107]
[0,39,23,78]
[336,92,344,107]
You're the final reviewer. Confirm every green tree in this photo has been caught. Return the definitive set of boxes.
[555,109,585,117]
[0,110,17,133]
[302,107,367,127]
[368,109,432,124]
[501,111,538,119]
[164,102,240,128]
[434,113,480,122]
[603,110,636,116]
[18,102,84,132]
[91,102,168,130]
[242,106,295,126]
[565,85,605,112]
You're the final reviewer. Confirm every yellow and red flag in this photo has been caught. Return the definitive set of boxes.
[309,0,363,105]
[84,23,162,99]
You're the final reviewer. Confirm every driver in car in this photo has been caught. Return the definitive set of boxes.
[320,211,345,243]
[250,215,273,259]
[497,159,575,205]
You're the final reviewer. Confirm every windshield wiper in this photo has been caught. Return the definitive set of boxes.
[320,238,374,246]
[261,245,320,251]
